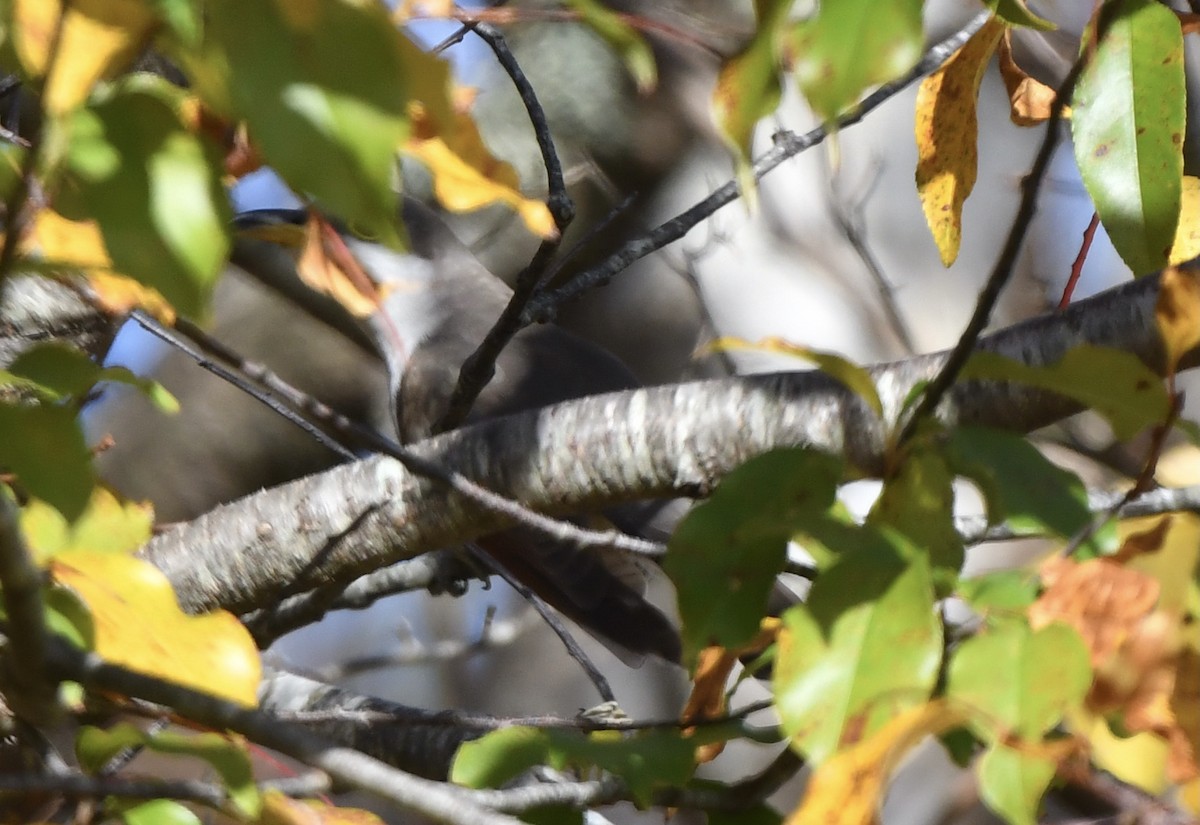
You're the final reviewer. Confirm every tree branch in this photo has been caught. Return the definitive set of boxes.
[140,272,1187,617]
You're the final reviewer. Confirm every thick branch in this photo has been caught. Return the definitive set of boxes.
[140,273,1186,616]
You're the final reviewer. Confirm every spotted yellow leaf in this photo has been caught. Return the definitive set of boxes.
[915,17,1006,266]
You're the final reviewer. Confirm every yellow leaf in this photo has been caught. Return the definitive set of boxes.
[915,16,1006,267]
[400,42,556,239]
[31,210,176,322]
[406,135,556,240]
[262,790,387,824]
[788,701,968,825]
[14,0,154,115]
[50,552,261,707]
[20,488,153,565]
[1169,177,1200,264]
[1155,264,1200,374]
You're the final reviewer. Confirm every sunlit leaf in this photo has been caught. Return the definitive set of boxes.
[774,538,941,764]
[665,448,842,668]
[117,799,202,825]
[786,701,969,825]
[51,552,261,706]
[960,347,1170,440]
[13,0,152,114]
[190,0,409,246]
[870,434,963,574]
[975,742,1059,825]
[789,0,923,123]
[985,0,1055,31]
[61,77,230,317]
[915,16,1005,266]
[712,0,791,197]
[1169,176,1200,265]
[947,620,1090,825]
[20,487,152,564]
[997,32,1064,126]
[452,726,696,807]
[1155,264,1200,374]
[261,791,388,825]
[1072,0,1185,275]
[704,336,882,416]
[3,343,176,413]
[400,45,556,237]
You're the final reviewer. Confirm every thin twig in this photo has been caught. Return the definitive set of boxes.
[825,155,917,354]
[523,11,994,325]
[464,544,615,703]
[1059,211,1100,309]
[435,22,573,432]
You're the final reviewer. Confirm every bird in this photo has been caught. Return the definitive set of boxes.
[235,198,682,663]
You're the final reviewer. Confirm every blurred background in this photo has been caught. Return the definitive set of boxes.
[87,1,1200,821]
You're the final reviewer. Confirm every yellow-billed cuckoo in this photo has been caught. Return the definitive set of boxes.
[239,199,681,663]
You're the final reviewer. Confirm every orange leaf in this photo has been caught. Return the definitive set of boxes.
[997,32,1065,126]
[295,214,383,319]
[681,618,779,764]
[51,552,261,707]
[262,790,387,824]
[787,701,968,825]
[915,16,1006,267]
[14,0,153,115]
[1155,264,1200,374]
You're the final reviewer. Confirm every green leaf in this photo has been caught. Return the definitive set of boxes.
[960,348,1170,441]
[665,448,842,667]
[789,0,923,122]
[944,427,1097,547]
[985,0,1056,31]
[976,741,1058,825]
[956,570,1039,616]
[947,620,1091,739]
[7,342,101,397]
[0,143,26,201]
[0,403,94,521]
[62,76,230,317]
[21,488,153,562]
[869,438,963,574]
[194,0,407,246]
[712,0,791,195]
[117,799,203,825]
[774,538,942,764]
[3,343,177,412]
[1072,0,1185,275]
[44,586,95,650]
[77,723,260,818]
[452,727,696,807]
[563,0,656,93]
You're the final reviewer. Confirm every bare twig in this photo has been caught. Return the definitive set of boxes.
[435,22,573,432]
